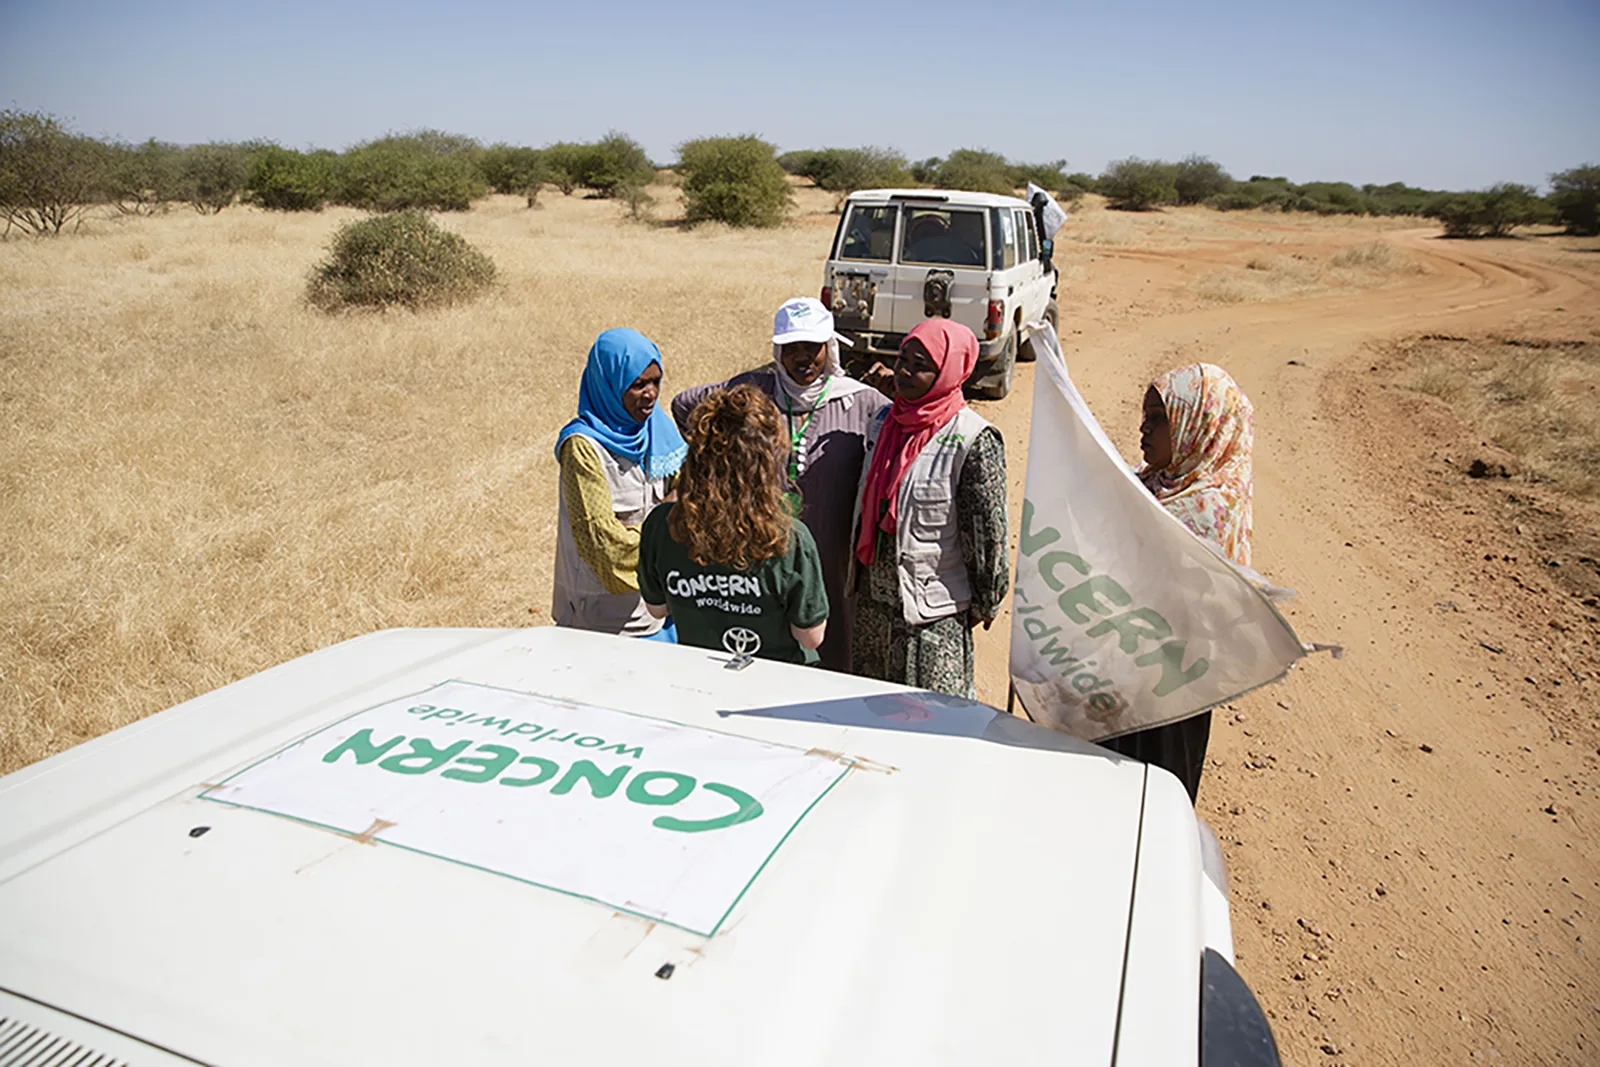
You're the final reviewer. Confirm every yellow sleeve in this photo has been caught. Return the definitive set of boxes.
[559,436,641,595]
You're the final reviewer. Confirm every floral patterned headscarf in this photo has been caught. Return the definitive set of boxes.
[1138,363,1254,567]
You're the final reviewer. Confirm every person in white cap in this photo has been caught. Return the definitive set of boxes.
[671,297,889,673]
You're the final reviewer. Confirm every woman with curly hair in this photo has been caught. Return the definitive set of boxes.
[639,385,829,664]
[670,298,887,673]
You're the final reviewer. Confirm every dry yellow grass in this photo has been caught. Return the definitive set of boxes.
[1405,336,1600,496]
[1190,240,1427,304]
[0,185,842,772]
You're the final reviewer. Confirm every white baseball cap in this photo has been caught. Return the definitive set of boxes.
[772,297,844,345]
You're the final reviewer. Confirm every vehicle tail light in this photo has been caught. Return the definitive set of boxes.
[986,300,1004,340]
[821,285,833,309]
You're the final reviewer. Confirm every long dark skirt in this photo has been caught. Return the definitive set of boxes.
[1099,712,1212,803]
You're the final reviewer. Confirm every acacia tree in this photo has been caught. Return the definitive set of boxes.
[677,135,791,227]
[1100,157,1179,210]
[1549,164,1600,236]
[179,143,251,214]
[0,109,108,235]
[1173,155,1232,205]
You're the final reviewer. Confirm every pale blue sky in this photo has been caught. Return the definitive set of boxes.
[2,0,1595,191]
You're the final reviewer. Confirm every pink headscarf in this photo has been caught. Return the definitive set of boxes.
[854,319,979,566]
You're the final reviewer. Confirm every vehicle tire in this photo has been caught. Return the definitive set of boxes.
[967,331,1015,401]
[1017,300,1059,364]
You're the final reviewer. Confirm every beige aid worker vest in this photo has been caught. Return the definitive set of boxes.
[852,406,992,626]
[552,435,666,637]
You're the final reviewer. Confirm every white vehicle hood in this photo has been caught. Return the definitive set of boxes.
[0,627,1149,1066]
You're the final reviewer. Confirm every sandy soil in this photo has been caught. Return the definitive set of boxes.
[4,189,1598,1064]
[967,213,1600,1065]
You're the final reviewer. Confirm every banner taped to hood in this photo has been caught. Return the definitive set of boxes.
[1009,325,1329,742]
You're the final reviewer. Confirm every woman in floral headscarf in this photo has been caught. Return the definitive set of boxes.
[1101,363,1255,800]
[849,319,1009,699]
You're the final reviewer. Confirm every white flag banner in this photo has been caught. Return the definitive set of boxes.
[1009,325,1313,742]
[1026,182,1070,237]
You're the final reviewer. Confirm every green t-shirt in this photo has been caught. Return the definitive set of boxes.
[638,503,829,665]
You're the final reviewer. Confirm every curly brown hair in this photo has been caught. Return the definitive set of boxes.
[669,384,790,568]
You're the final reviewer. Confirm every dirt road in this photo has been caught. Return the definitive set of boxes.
[969,223,1600,1064]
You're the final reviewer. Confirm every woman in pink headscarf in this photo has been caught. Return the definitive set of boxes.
[849,320,1009,698]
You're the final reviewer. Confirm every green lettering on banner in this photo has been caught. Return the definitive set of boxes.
[406,705,435,716]
[469,716,511,731]
[1085,608,1174,655]
[1036,634,1081,669]
[1038,551,1090,592]
[1072,673,1114,694]
[599,743,645,759]
[625,771,696,807]
[441,745,519,784]
[379,738,472,775]
[653,782,764,834]
[1022,616,1062,641]
[1134,641,1210,696]
[499,756,560,787]
[323,729,406,765]
[1057,575,1133,624]
[550,760,630,798]
[1018,500,1061,557]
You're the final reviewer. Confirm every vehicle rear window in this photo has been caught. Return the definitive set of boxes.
[900,208,987,268]
[838,205,898,262]
[1017,209,1037,261]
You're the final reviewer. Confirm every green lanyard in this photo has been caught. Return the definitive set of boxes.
[780,378,831,516]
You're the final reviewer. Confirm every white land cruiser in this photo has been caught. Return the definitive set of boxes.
[823,188,1060,400]
[0,628,1280,1066]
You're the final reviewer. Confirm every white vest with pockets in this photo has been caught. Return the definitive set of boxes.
[552,434,665,637]
[856,406,992,626]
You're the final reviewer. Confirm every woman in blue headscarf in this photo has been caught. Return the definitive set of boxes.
[552,328,687,639]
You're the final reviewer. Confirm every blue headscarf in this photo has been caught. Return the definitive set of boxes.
[555,328,687,480]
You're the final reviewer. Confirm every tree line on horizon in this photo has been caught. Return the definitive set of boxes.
[2,108,1596,240]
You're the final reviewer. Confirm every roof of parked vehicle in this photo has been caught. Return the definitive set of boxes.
[845,187,1034,209]
[0,626,1161,1067]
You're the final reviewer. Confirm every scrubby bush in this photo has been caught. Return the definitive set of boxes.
[478,144,548,205]
[1007,159,1072,194]
[1549,164,1600,236]
[542,142,585,195]
[307,210,496,311]
[248,145,334,211]
[910,157,941,184]
[1173,155,1231,205]
[574,132,654,198]
[676,135,791,227]
[1100,157,1178,210]
[336,130,488,212]
[783,146,909,193]
[935,149,1015,195]
[1360,181,1434,218]
[107,139,182,215]
[0,109,110,235]
[617,178,655,221]
[1427,183,1548,237]
[178,143,251,214]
